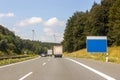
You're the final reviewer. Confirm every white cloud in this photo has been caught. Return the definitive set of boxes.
[54,33,63,42]
[6,13,14,17]
[0,13,15,18]
[43,28,54,36]
[40,36,50,42]
[43,28,63,43]
[0,14,4,18]
[14,17,65,43]
[15,17,65,27]
[12,27,19,33]
[16,17,43,27]
[44,17,65,27]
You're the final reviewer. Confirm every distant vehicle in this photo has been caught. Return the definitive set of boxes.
[40,53,46,57]
[47,49,52,56]
[53,45,63,58]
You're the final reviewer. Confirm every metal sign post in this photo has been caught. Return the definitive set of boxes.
[106,53,108,62]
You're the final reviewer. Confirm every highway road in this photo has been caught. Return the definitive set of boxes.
[0,56,120,80]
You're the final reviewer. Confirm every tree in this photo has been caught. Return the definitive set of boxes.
[63,0,116,52]
[63,16,74,52]
[63,12,87,52]
[108,0,120,46]
[87,0,115,36]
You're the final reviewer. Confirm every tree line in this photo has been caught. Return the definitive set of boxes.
[63,0,120,52]
[0,25,58,56]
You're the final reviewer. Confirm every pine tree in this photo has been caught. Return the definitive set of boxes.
[108,0,120,46]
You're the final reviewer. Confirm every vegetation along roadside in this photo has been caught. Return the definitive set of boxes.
[64,46,120,64]
[0,55,39,66]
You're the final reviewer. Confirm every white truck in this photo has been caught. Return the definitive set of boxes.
[53,45,63,58]
[47,49,52,56]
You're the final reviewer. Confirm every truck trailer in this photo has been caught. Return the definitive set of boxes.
[47,49,52,56]
[53,45,63,58]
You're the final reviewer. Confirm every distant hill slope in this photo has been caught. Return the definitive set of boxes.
[0,25,18,55]
[0,25,59,56]
[0,25,15,36]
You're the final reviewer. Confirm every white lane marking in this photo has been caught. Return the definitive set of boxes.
[66,58,116,80]
[48,59,50,61]
[42,62,46,66]
[0,56,40,69]
[19,72,33,80]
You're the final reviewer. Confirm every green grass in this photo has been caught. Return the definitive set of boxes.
[64,46,120,64]
[0,55,39,66]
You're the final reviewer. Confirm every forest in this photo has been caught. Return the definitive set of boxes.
[63,0,120,52]
[0,25,58,56]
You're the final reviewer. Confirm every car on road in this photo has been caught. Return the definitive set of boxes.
[40,53,46,57]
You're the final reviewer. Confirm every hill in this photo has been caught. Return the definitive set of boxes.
[0,25,58,56]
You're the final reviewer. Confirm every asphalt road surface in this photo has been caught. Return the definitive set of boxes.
[0,56,120,80]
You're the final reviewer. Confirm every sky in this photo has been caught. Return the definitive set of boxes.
[0,0,101,43]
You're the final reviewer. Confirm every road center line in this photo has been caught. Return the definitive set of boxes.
[66,58,116,80]
[19,72,33,80]
[42,62,46,66]
[48,59,50,61]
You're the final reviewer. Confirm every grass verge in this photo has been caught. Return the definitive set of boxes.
[0,55,39,66]
[64,46,120,64]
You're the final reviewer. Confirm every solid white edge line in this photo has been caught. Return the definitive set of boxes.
[19,72,33,80]
[42,62,46,66]
[0,56,40,69]
[66,58,116,80]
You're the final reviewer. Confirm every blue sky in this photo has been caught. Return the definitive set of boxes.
[0,0,101,43]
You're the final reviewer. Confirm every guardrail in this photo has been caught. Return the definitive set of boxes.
[0,55,29,60]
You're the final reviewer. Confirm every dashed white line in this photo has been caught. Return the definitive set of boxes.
[48,59,50,61]
[19,72,33,80]
[66,58,116,80]
[42,62,46,66]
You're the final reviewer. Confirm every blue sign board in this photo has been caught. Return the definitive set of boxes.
[87,36,107,53]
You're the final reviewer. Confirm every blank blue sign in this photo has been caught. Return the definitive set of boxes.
[87,36,107,53]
